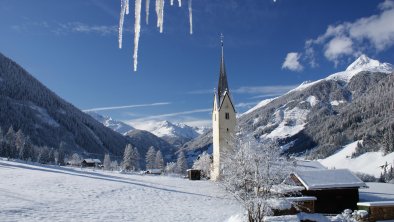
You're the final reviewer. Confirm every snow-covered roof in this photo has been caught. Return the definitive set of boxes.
[83,159,102,164]
[357,201,394,207]
[271,184,305,194]
[285,196,317,202]
[293,169,366,190]
[294,160,326,171]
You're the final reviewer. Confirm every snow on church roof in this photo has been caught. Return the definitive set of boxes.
[293,169,366,190]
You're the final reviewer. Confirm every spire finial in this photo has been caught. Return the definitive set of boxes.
[220,33,224,47]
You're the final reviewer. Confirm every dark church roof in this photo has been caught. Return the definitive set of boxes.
[217,36,230,105]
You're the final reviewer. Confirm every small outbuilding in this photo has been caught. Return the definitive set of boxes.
[187,169,201,180]
[291,169,367,214]
[81,159,102,168]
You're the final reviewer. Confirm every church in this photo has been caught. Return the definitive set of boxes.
[211,37,236,181]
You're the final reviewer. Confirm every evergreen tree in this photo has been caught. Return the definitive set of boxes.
[176,151,187,175]
[111,160,119,171]
[155,150,164,169]
[56,143,66,165]
[5,126,16,158]
[37,147,50,164]
[15,130,26,160]
[122,144,134,171]
[145,146,156,169]
[103,153,111,170]
[133,147,140,170]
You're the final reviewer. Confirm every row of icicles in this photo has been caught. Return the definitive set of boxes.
[119,0,193,72]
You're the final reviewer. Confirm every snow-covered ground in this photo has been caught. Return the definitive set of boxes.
[0,159,241,222]
[319,141,394,177]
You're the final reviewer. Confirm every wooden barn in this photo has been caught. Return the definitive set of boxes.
[81,159,102,168]
[291,169,367,214]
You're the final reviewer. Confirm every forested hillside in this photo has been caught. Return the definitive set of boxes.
[0,52,129,156]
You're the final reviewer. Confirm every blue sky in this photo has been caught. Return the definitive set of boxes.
[1,0,394,128]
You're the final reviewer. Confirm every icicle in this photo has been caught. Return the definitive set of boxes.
[188,0,192,34]
[155,0,164,33]
[145,0,150,24]
[134,0,142,71]
[155,0,160,28]
[118,0,129,49]
[178,0,182,7]
[125,0,130,14]
[159,0,165,33]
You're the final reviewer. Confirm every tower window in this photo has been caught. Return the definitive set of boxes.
[225,112,230,119]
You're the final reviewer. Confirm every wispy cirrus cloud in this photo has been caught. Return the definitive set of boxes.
[83,102,171,112]
[285,0,394,69]
[188,85,297,96]
[11,20,126,36]
[126,108,212,128]
[233,85,297,95]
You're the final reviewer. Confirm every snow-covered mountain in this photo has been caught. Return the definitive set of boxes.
[134,120,208,147]
[182,55,394,165]
[86,112,134,135]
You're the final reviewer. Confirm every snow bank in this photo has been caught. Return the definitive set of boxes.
[319,141,394,177]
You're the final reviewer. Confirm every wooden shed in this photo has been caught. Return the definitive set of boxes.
[357,201,394,221]
[81,158,102,168]
[291,169,367,214]
[187,169,201,180]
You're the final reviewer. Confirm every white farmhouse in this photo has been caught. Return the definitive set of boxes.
[211,37,236,180]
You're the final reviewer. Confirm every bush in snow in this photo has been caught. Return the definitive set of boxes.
[354,172,377,182]
[332,209,368,222]
[192,151,211,179]
[164,161,177,174]
[221,134,293,222]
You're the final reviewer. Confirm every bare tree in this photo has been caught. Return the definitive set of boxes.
[221,135,292,222]
[192,151,211,178]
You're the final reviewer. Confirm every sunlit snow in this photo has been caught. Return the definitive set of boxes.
[0,159,242,221]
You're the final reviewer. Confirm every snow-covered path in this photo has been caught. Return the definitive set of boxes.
[0,160,241,222]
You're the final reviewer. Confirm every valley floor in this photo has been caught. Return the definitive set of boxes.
[0,159,242,222]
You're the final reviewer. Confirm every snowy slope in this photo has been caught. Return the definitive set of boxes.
[242,98,276,116]
[319,141,394,177]
[0,159,241,222]
[86,111,134,135]
[291,54,393,93]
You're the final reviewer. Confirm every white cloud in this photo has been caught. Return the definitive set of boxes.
[282,52,304,72]
[302,0,394,66]
[324,36,353,65]
[83,102,171,112]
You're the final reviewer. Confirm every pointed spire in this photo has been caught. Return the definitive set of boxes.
[218,33,230,104]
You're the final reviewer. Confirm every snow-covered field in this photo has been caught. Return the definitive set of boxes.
[319,141,394,177]
[0,159,241,222]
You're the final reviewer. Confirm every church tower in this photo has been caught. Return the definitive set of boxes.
[211,35,236,181]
